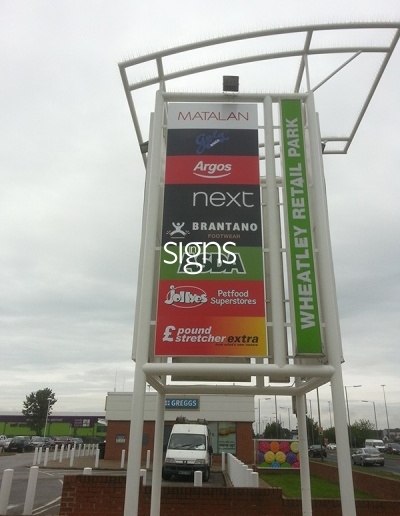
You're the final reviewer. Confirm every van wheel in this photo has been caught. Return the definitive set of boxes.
[202,468,210,482]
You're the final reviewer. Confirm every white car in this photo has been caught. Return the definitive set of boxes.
[327,443,337,450]
[0,435,8,450]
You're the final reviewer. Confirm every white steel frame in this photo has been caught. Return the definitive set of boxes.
[119,22,400,516]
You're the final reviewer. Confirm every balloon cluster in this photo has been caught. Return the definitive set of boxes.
[257,440,300,468]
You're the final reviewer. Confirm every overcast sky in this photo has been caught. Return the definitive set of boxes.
[1,0,399,432]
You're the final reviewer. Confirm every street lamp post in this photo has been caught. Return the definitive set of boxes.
[279,406,291,437]
[381,385,390,439]
[308,398,314,444]
[258,397,271,437]
[328,401,332,428]
[344,385,361,449]
[43,398,52,439]
[362,400,378,437]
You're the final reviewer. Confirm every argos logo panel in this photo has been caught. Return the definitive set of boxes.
[165,156,260,185]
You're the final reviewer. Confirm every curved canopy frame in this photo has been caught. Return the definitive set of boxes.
[119,21,400,164]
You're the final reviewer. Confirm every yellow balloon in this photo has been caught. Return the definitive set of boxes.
[264,451,275,463]
[276,451,286,463]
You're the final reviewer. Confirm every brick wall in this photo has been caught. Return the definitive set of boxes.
[104,421,130,461]
[310,460,400,500]
[59,474,400,516]
[59,475,284,516]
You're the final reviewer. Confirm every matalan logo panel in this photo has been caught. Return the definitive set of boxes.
[167,103,259,130]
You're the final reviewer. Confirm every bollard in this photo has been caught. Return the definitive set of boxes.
[23,466,39,515]
[37,447,43,465]
[70,447,75,468]
[139,469,147,486]
[95,448,100,468]
[241,464,248,486]
[251,471,259,487]
[83,467,92,475]
[0,469,14,515]
[120,449,126,469]
[146,449,151,469]
[221,452,225,471]
[44,448,49,467]
[77,444,82,457]
[59,444,65,463]
[246,468,253,487]
[194,471,202,487]
[32,447,38,466]
[53,444,58,462]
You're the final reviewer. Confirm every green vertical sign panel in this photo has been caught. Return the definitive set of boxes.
[281,99,323,354]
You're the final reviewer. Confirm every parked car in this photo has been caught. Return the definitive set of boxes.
[385,442,400,455]
[30,436,54,449]
[352,447,384,467]
[327,443,337,450]
[2,438,12,451]
[308,444,327,458]
[71,437,84,447]
[52,436,75,448]
[7,436,35,453]
[0,435,8,450]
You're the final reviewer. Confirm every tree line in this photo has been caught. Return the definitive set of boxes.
[256,416,380,447]
[21,387,57,436]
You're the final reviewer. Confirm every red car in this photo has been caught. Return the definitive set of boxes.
[385,443,400,455]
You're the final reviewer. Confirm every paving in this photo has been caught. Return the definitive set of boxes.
[41,455,232,486]
[43,455,126,471]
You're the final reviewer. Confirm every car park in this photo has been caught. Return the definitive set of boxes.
[385,442,400,455]
[308,444,327,458]
[7,436,35,453]
[352,447,384,467]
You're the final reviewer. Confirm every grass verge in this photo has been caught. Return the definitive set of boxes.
[259,472,378,499]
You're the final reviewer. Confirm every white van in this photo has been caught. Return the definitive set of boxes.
[364,439,385,452]
[162,418,213,481]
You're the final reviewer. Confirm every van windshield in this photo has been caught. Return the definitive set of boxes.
[168,433,206,450]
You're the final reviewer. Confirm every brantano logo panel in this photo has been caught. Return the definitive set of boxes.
[155,103,267,357]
